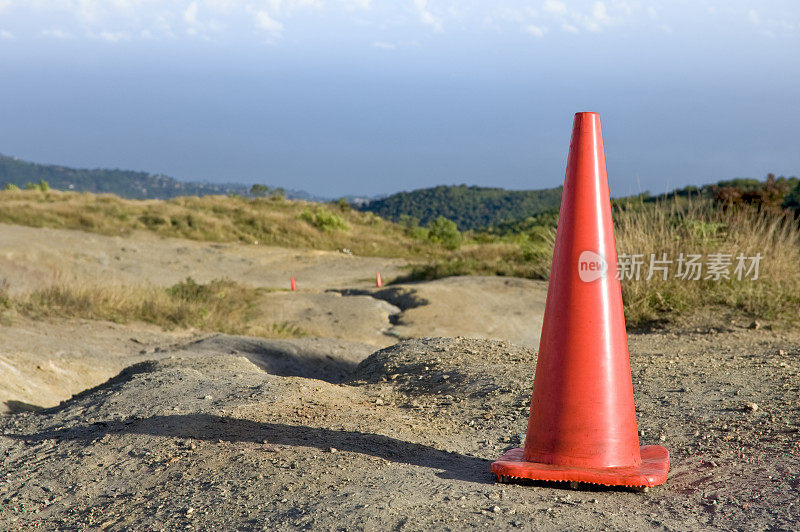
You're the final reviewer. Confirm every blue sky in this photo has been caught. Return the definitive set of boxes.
[0,1,798,198]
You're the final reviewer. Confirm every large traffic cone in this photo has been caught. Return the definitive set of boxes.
[290,277,297,291]
[490,112,669,488]
[376,272,383,288]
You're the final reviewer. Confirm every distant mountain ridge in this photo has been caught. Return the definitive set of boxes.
[360,184,564,231]
[0,154,315,200]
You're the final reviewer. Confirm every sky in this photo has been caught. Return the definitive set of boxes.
[0,1,798,198]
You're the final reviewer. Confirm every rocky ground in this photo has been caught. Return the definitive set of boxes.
[1,224,799,530]
[1,330,799,530]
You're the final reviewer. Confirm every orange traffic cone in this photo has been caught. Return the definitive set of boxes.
[376,272,383,288]
[290,277,297,291]
[490,112,669,488]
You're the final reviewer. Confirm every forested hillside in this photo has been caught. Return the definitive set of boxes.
[360,184,563,230]
[0,154,316,200]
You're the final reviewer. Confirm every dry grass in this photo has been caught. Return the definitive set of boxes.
[396,239,554,281]
[0,189,439,258]
[2,188,799,329]
[614,198,800,327]
[3,277,304,338]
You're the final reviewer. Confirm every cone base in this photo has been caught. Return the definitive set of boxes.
[490,445,669,488]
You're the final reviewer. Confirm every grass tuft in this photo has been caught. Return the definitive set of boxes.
[9,277,305,338]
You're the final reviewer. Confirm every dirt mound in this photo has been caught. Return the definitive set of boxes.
[0,317,195,414]
[0,317,375,414]
[350,337,536,411]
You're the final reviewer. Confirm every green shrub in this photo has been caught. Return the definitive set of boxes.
[250,184,270,197]
[784,181,800,215]
[299,206,350,232]
[21,180,50,192]
[335,198,351,212]
[167,277,223,303]
[427,216,462,250]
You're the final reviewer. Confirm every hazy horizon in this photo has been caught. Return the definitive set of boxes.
[0,1,798,198]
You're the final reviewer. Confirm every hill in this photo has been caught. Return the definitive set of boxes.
[0,153,314,200]
[360,184,563,230]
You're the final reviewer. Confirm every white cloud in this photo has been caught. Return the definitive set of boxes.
[152,14,175,39]
[523,24,546,38]
[371,39,417,50]
[1,1,796,44]
[204,0,237,12]
[184,2,200,26]
[543,0,567,16]
[41,29,72,39]
[341,0,371,9]
[254,10,283,35]
[561,23,579,34]
[414,0,442,31]
[0,29,13,39]
[593,2,609,24]
[263,0,327,14]
[289,0,323,10]
[97,30,131,42]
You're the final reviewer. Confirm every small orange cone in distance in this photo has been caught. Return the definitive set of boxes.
[290,277,297,291]
[490,112,669,488]
[376,272,383,288]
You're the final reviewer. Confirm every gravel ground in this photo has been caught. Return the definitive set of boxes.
[2,329,798,530]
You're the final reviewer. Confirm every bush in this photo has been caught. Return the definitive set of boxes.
[783,181,800,215]
[427,216,462,250]
[3,183,20,191]
[299,206,350,232]
[335,198,351,212]
[167,277,229,303]
[712,174,796,213]
[250,184,270,197]
[21,180,50,192]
